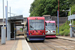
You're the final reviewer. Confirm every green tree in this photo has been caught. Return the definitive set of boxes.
[68,0,75,6]
[30,0,72,17]
[68,4,75,16]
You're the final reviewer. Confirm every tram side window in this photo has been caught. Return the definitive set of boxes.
[45,22,47,26]
[26,22,28,31]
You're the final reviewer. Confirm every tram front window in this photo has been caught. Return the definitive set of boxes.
[29,20,44,30]
[46,23,56,30]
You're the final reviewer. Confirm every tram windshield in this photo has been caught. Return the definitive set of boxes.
[46,23,56,30]
[29,20,44,30]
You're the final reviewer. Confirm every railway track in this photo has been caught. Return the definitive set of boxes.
[28,38,75,50]
[46,39,75,49]
[29,42,55,50]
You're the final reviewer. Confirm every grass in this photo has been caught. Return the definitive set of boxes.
[56,21,70,36]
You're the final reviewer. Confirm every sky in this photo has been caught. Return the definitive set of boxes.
[0,0,34,18]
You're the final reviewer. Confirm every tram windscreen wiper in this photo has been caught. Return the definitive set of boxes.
[46,27,51,31]
[30,25,37,32]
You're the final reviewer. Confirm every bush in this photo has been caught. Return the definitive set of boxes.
[59,31,64,36]
[64,32,69,36]
[57,20,70,36]
[64,29,70,36]
[56,33,59,36]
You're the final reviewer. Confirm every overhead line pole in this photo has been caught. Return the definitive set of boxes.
[57,0,59,34]
[3,0,4,27]
[1,0,6,44]
[7,0,11,40]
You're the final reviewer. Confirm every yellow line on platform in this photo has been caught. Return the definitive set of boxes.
[16,40,22,50]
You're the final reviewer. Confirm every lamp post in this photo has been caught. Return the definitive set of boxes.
[58,0,59,17]
[1,0,6,44]
[62,8,72,37]
[6,0,11,40]
[69,8,72,37]
[3,0,4,27]
[57,0,59,34]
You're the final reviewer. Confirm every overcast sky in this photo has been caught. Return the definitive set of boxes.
[0,0,34,18]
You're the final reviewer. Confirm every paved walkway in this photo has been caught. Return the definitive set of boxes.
[57,36,75,41]
[0,40,17,50]
[0,36,31,50]
[16,40,31,50]
[16,36,31,50]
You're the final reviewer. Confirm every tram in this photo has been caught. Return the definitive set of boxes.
[45,21,56,38]
[25,17,45,41]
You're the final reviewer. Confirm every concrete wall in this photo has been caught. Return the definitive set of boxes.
[51,16,68,26]
[43,15,68,26]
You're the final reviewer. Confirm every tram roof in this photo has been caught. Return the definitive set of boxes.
[27,17,45,20]
[8,15,23,21]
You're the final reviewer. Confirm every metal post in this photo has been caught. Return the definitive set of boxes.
[58,0,59,17]
[69,7,72,37]
[1,27,6,44]
[7,1,11,40]
[3,0,4,27]
[5,6,7,28]
[5,6,8,42]
[70,23,72,37]
[57,0,59,34]
[57,11,59,34]
[57,11,58,33]
[1,0,6,44]
[58,11,59,34]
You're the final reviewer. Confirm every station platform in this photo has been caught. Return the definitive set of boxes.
[0,36,31,50]
[57,36,75,41]
[0,39,17,50]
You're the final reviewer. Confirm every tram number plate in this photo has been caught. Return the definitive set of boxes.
[36,33,39,35]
